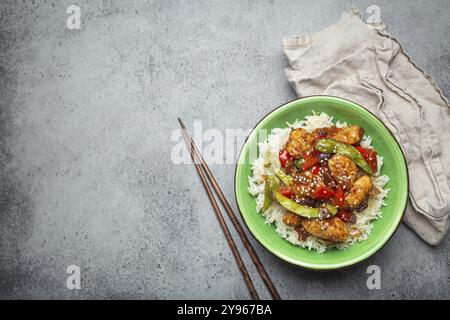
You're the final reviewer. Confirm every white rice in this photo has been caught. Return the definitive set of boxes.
[248,112,389,253]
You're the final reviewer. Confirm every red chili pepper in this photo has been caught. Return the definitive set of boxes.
[356,146,377,173]
[279,187,293,198]
[278,149,292,168]
[335,186,344,208]
[365,149,377,173]
[302,153,319,171]
[356,146,369,159]
[336,210,356,223]
[312,186,335,200]
[311,165,320,175]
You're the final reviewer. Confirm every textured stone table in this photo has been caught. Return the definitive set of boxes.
[1,0,449,299]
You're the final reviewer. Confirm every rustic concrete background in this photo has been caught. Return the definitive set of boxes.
[1,0,449,299]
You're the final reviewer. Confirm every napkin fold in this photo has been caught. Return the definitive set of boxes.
[282,8,450,245]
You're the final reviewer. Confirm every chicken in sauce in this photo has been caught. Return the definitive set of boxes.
[267,123,378,243]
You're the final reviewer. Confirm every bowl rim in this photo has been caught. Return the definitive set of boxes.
[234,95,409,271]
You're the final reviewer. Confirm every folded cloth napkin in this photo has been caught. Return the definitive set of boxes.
[282,8,450,245]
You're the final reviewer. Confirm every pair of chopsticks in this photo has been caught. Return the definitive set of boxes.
[178,118,281,300]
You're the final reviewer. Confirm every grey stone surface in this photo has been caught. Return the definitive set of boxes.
[1,0,449,299]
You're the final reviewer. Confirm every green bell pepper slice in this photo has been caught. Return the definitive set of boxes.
[265,153,293,186]
[315,139,373,174]
[273,191,337,218]
[293,158,304,170]
[273,168,293,186]
[262,175,280,212]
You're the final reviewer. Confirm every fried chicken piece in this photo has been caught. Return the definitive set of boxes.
[328,154,358,190]
[345,175,373,209]
[282,212,302,227]
[301,216,349,242]
[285,128,316,158]
[313,125,364,145]
[291,170,324,197]
[332,125,364,145]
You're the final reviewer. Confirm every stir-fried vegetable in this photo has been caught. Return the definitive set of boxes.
[278,150,292,168]
[293,158,304,170]
[262,181,272,212]
[312,186,335,200]
[302,153,319,171]
[335,186,345,208]
[292,153,319,171]
[262,175,280,212]
[273,191,337,218]
[274,168,293,186]
[315,139,373,174]
[356,146,378,173]
[310,165,320,175]
[267,175,280,192]
[279,187,293,198]
[266,152,293,186]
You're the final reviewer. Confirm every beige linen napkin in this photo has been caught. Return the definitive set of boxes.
[282,8,450,245]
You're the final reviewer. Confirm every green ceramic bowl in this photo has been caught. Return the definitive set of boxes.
[235,96,408,270]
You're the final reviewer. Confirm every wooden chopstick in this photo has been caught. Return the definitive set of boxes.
[179,120,259,300]
[178,118,281,300]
